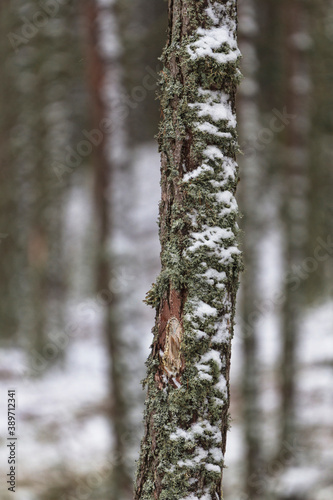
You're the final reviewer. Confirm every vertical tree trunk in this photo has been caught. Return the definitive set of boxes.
[135,1,241,499]
[238,0,264,497]
[0,2,19,340]
[280,0,309,453]
[307,0,333,300]
[84,1,133,498]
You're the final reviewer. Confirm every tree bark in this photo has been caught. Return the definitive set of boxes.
[135,1,241,499]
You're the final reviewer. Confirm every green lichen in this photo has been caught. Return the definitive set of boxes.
[135,2,242,499]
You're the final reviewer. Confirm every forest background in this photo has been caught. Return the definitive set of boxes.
[0,0,332,499]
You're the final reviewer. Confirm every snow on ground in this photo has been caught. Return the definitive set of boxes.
[224,222,333,499]
[130,143,161,355]
[0,143,161,499]
[0,305,111,499]
[0,143,332,499]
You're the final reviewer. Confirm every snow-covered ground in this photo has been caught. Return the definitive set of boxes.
[0,143,160,499]
[224,222,333,500]
[0,143,332,499]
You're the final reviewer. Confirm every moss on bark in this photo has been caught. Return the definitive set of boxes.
[135,2,241,499]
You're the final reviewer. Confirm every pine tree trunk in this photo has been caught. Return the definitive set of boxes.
[85,1,133,498]
[280,0,309,455]
[307,1,333,299]
[238,0,263,496]
[135,1,241,499]
[0,3,19,340]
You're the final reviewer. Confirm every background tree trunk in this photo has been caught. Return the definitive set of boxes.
[238,0,264,497]
[279,0,310,455]
[84,1,133,498]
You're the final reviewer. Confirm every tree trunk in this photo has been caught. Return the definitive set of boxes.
[306,0,333,300]
[84,1,133,498]
[238,0,264,497]
[135,1,241,499]
[0,2,19,340]
[279,0,309,455]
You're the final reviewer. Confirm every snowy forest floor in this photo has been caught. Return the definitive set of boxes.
[0,143,332,500]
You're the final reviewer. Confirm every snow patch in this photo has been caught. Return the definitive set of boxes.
[190,89,236,128]
[183,164,214,182]
[195,121,232,138]
[188,24,240,65]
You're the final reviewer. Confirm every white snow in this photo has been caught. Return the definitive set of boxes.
[0,143,161,498]
[203,145,224,160]
[188,25,240,65]
[170,421,221,443]
[200,349,223,369]
[190,89,236,128]
[211,315,231,343]
[210,447,223,462]
[180,494,211,500]
[276,467,322,497]
[97,5,121,59]
[183,164,214,182]
[196,370,213,382]
[195,121,232,138]
[190,300,218,319]
[193,328,208,340]
[178,447,209,468]
[213,190,238,216]
[188,226,235,253]
[215,374,227,396]
[205,1,222,25]
[203,268,227,284]
[205,463,221,473]
[223,222,333,498]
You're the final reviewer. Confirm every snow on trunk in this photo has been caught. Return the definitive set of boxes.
[135,1,241,499]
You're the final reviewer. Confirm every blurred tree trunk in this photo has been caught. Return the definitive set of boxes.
[134,1,241,499]
[238,0,264,497]
[122,0,167,144]
[307,0,333,300]
[0,3,19,340]
[84,1,133,498]
[280,0,310,454]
